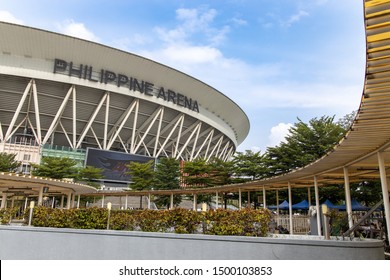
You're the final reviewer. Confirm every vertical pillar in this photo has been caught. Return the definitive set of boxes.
[24,197,28,211]
[1,193,7,209]
[343,167,353,229]
[238,188,242,209]
[148,194,151,209]
[60,195,64,209]
[77,195,81,209]
[378,152,390,243]
[247,191,251,208]
[276,190,279,215]
[170,193,174,209]
[11,196,15,208]
[288,182,293,235]
[193,194,197,211]
[125,195,128,209]
[66,191,72,209]
[215,192,219,209]
[72,193,76,208]
[263,186,267,209]
[101,195,105,208]
[314,176,321,236]
[307,187,311,206]
[51,197,55,208]
[38,186,44,206]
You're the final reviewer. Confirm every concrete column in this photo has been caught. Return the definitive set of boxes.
[125,195,128,209]
[314,176,321,236]
[288,182,293,235]
[247,191,251,208]
[38,186,44,206]
[101,195,105,208]
[263,186,267,209]
[1,193,7,209]
[148,194,151,209]
[215,192,219,209]
[193,194,197,211]
[307,187,311,206]
[24,197,28,211]
[11,196,15,208]
[343,167,353,229]
[77,195,80,209]
[238,188,242,209]
[276,190,279,215]
[71,193,76,208]
[66,191,72,209]
[170,193,174,209]
[378,152,390,243]
[51,197,55,208]
[60,195,64,209]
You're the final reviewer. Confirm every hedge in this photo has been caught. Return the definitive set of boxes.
[20,206,271,237]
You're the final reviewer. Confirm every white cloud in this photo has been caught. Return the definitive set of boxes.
[58,20,99,42]
[267,123,293,147]
[0,10,23,24]
[281,10,309,27]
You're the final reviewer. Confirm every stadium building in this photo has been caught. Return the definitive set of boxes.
[0,21,249,188]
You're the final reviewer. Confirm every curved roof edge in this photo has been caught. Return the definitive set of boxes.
[0,21,250,146]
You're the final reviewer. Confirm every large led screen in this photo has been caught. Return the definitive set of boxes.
[85,148,155,183]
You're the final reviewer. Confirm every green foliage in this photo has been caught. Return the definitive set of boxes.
[25,207,271,237]
[182,158,213,187]
[205,208,271,236]
[77,165,104,181]
[31,157,78,179]
[0,152,20,172]
[0,207,18,224]
[154,158,182,208]
[231,150,265,181]
[126,160,155,191]
[327,209,349,236]
[263,116,346,177]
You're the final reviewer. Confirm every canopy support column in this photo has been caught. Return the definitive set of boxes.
[38,186,44,206]
[215,192,219,209]
[288,182,293,235]
[247,191,251,208]
[276,190,279,215]
[378,152,390,243]
[170,193,174,209]
[263,186,267,209]
[193,194,197,211]
[314,176,321,236]
[1,193,7,209]
[343,167,353,229]
[66,191,72,209]
[238,188,242,209]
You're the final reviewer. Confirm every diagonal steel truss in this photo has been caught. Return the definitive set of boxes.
[0,77,235,161]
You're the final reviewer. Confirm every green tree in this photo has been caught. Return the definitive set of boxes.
[77,165,104,188]
[31,157,78,179]
[182,158,213,188]
[209,157,234,186]
[263,116,346,177]
[231,150,265,181]
[126,160,155,208]
[154,157,181,208]
[0,152,20,172]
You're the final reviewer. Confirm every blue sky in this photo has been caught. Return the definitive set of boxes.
[0,0,366,153]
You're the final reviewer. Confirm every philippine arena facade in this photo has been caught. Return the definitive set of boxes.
[0,21,249,186]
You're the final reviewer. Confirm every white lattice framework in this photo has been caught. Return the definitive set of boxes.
[0,76,235,161]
